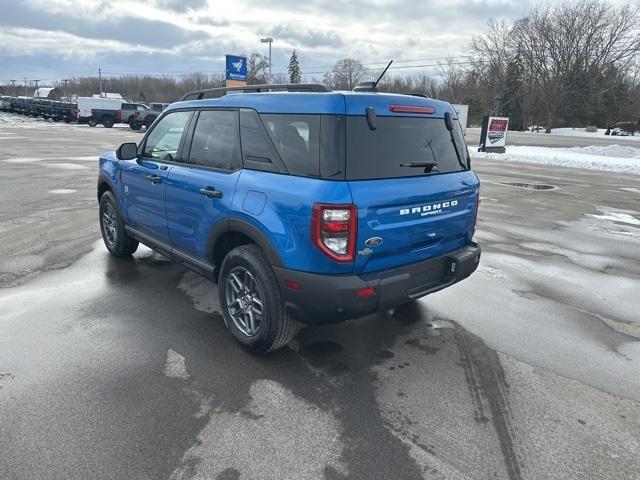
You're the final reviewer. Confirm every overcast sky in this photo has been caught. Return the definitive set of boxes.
[0,0,618,85]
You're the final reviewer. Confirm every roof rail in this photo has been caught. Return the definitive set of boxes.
[180,83,330,101]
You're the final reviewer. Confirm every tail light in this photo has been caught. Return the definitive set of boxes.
[116,110,122,120]
[312,204,357,262]
[91,108,96,117]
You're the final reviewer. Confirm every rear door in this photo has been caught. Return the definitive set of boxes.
[345,109,479,274]
[166,109,242,262]
[120,109,192,245]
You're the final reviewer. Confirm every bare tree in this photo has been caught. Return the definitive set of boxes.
[511,1,640,130]
[247,53,270,85]
[324,58,367,90]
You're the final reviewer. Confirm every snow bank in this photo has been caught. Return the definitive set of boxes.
[472,145,640,174]
[525,127,640,141]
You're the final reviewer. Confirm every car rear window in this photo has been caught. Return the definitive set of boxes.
[345,116,469,180]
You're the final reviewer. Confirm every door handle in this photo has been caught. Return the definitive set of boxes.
[146,175,162,184]
[199,187,223,199]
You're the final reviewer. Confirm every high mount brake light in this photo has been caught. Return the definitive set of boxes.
[389,105,435,114]
[311,204,357,262]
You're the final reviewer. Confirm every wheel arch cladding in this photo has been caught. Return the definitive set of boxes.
[208,218,283,269]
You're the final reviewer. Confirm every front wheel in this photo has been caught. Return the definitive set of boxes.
[88,118,97,127]
[99,191,138,257]
[219,245,296,353]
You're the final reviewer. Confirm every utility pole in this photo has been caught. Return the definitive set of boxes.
[10,79,16,96]
[23,77,28,97]
[33,79,40,95]
[62,79,70,101]
[99,67,103,97]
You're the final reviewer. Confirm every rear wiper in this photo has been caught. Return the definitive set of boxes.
[400,161,439,174]
[444,111,467,170]
[400,139,439,174]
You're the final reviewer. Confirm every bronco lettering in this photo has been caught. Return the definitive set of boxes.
[400,200,458,215]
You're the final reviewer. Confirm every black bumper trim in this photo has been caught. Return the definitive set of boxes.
[273,242,481,324]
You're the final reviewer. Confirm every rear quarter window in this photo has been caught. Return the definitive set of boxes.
[261,114,320,177]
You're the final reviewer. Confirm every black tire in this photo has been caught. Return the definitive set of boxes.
[99,191,138,257]
[219,245,296,353]
[129,119,142,131]
[64,118,71,123]
[102,116,115,128]
[88,118,97,127]
[145,117,154,129]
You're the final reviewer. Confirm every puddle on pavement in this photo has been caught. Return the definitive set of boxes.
[500,182,556,191]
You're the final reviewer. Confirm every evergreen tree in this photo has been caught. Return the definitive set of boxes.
[288,50,301,84]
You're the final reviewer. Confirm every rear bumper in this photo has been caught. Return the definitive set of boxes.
[273,242,481,324]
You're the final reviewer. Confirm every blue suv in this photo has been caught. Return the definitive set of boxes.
[97,84,480,353]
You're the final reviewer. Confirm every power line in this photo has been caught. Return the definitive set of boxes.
[2,55,473,83]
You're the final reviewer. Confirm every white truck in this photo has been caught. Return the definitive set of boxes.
[77,96,124,127]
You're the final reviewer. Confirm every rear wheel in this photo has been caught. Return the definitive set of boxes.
[99,191,138,257]
[88,118,97,127]
[102,116,115,128]
[219,245,296,353]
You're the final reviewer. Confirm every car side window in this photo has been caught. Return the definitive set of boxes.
[188,110,240,170]
[239,109,285,173]
[142,110,191,161]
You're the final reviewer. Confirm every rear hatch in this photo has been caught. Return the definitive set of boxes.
[344,97,479,274]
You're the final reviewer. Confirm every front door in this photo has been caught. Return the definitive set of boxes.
[166,109,242,262]
[121,110,192,244]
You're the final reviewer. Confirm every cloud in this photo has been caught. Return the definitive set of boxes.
[153,0,208,12]
[0,0,208,49]
[267,25,344,48]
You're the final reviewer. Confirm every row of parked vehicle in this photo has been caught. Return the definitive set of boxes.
[0,95,170,130]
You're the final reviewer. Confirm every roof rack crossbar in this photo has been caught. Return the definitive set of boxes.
[180,83,330,101]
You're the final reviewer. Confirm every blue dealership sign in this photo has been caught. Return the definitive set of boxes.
[226,54,248,82]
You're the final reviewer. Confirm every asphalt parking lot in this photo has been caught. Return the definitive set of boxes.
[1,114,639,480]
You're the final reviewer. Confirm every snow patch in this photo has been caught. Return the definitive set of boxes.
[46,162,90,171]
[525,127,640,141]
[588,212,640,226]
[164,349,189,380]
[472,145,640,174]
[48,189,77,195]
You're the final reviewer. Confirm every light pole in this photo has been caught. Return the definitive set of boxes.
[260,37,273,79]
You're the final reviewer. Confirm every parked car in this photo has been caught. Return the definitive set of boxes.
[96,84,481,353]
[150,102,170,113]
[120,103,153,130]
[127,102,170,130]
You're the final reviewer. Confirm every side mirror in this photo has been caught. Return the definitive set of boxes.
[116,142,138,160]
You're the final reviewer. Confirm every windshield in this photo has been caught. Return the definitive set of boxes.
[345,116,469,180]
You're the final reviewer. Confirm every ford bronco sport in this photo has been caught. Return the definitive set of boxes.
[97,83,480,353]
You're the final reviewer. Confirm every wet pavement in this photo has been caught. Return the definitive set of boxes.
[1,114,640,479]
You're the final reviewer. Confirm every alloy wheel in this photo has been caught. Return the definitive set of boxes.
[225,266,264,337]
